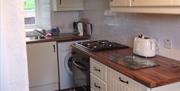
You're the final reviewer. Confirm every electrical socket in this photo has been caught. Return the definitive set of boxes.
[164,39,173,49]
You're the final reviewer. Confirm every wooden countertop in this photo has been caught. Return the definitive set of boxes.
[26,33,90,44]
[72,43,180,88]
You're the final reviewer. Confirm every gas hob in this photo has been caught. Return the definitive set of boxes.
[76,40,129,51]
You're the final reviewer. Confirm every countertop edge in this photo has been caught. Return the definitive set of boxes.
[26,33,90,44]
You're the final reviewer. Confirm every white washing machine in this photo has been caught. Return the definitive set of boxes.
[58,40,88,90]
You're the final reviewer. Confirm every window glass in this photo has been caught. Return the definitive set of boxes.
[24,0,36,25]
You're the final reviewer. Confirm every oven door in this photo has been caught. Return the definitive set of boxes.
[71,52,90,91]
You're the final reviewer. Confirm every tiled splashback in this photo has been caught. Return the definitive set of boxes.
[81,0,180,60]
[51,11,81,33]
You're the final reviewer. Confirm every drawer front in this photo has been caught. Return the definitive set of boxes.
[108,68,149,91]
[90,58,107,81]
[91,74,107,91]
[91,88,95,91]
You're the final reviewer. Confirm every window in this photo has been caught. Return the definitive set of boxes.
[24,0,36,26]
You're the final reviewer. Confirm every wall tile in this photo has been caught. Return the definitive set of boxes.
[82,0,180,60]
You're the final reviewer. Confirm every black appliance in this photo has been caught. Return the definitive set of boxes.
[69,48,90,91]
[77,40,129,51]
[70,40,129,91]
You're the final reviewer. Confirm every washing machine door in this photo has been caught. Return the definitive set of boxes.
[59,51,75,90]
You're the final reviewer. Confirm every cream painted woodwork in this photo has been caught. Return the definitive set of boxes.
[111,7,180,14]
[110,0,130,7]
[27,42,59,91]
[90,58,107,82]
[110,0,180,14]
[90,58,180,91]
[108,67,151,91]
[91,74,107,91]
[90,58,107,91]
[52,0,84,11]
[107,67,180,91]
[131,0,180,6]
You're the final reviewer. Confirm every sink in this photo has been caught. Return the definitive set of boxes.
[109,55,160,70]
[26,36,46,41]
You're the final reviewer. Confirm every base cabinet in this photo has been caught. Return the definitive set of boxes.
[90,58,107,91]
[27,42,59,91]
[90,57,180,91]
[107,68,150,91]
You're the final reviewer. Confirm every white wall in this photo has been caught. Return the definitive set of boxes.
[0,0,29,91]
[36,0,51,30]
[82,0,180,60]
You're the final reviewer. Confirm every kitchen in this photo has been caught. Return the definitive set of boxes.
[0,0,180,91]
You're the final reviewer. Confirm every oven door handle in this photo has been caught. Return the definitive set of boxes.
[73,60,87,71]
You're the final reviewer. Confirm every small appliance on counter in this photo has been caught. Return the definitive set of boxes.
[50,27,60,36]
[73,18,93,36]
[133,34,157,57]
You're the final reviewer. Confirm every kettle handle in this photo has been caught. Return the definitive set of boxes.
[150,39,157,51]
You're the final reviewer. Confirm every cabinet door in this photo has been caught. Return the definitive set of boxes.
[110,0,131,7]
[56,0,84,11]
[131,0,179,6]
[27,42,58,91]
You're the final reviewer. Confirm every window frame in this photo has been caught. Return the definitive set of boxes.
[24,0,38,29]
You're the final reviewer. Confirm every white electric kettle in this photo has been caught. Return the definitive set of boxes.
[133,34,157,57]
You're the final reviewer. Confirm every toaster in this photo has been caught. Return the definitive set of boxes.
[133,35,156,57]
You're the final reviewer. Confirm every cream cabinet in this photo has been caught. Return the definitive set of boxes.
[110,0,130,7]
[52,0,84,11]
[90,58,180,91]
[110,0,180,14]
[27,42,59,91]
[107,68,150,91]
[110,0,180,6]
[107,66,180,91]
[131,0,180,6]
[90,58,107,91]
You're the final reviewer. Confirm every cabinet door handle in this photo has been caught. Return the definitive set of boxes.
[119,77,129,84]
[59,0,61,5]
[94,83,101,89]
[94,67,101,72]
[53,45,56,53]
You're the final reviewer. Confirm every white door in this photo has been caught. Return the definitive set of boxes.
[27,42,59,91]
[131,0,178,6]
[110,0,130,7]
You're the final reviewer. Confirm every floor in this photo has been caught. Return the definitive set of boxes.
[56,87,86,91]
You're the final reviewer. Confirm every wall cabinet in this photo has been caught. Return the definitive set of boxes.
[90,58,180,91]
[110,0,130,7]
[110,0,180,14]
[27,42,59,91]
[131,0,180,6]
[52,0,84,11]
